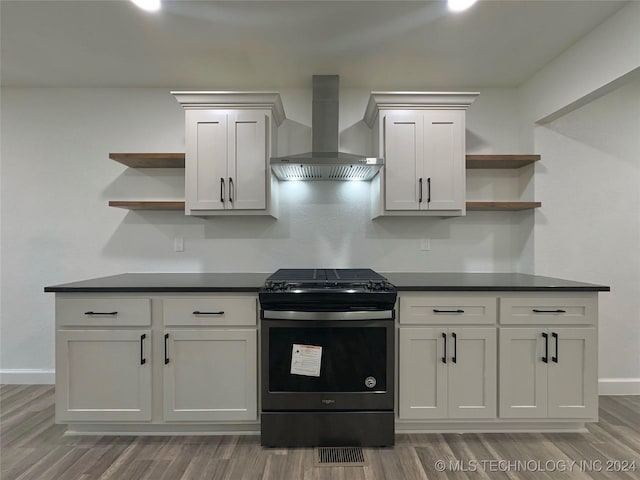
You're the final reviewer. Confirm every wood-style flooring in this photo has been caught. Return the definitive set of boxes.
[1,385,639,480]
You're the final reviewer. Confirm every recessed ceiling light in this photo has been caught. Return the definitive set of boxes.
[448,0,478,12]
[131,0,161,12]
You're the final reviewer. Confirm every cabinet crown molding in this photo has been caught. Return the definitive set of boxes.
[363,91,479,128]
[171,91,286,127]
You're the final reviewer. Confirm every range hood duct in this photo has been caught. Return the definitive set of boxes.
[270,75,383,181]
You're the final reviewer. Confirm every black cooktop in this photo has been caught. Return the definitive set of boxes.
[259,269,397,311]
[266,268,387,283]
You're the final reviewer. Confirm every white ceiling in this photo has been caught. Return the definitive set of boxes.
[0,0,627,89]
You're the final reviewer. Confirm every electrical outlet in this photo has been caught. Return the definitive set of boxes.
[420,239,431,251]
[174,237,184,252]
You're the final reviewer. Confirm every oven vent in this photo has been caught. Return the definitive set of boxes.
[314,447,366,467]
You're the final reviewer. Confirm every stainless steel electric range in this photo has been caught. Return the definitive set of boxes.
[259,268,397,447]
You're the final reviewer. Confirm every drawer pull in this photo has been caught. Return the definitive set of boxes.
[541,332,549,363]
[532,309,566,314]
[164,333,170,365]
[84,311,118,316]
[552,332,559,363]
[192,311,225,315]
[442,332,447,364]
[140,334,146,365]
[433,309,465,314]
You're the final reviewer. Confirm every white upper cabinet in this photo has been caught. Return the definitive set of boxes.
[364,92,478,217]
[173,91,285,216]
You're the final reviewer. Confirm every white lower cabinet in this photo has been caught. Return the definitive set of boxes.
[56,329,152,422]
[163,329,257,421]
[55,294,258,428]
[399,327,496,419]
[499,327,597,419]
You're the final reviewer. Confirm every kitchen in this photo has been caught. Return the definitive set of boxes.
[1,0,639,478]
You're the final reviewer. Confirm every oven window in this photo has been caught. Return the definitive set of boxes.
[268,326,387,392]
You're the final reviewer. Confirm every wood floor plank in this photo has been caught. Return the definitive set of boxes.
[0,385,52,418]
[0,384,31,402]
[1,386,639,480]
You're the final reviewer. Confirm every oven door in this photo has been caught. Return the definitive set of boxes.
[261,310,394,411]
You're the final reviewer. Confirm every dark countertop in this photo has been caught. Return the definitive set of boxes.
[44,273,270,293]
[45,272,610,293]
[383,272,609,292]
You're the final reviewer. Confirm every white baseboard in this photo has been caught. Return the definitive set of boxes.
[0,369,55,385]
[599,378,640,395]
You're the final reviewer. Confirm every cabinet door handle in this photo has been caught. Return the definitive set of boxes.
[418,178,423,203]
[452,332,457,364]
[140,334,146,365]
[192,310,225,315]
[552,332,559,363]
[220,177,225,203]
[532,309,566,314]
[84,311,118,316]
[433,309,465,314]
[442,332,447,364]
[164,333,169,365]
[427,177,431,203]
[541,332,548,363]
[229,177,234,203]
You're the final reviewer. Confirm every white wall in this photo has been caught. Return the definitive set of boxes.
[0,86,531,380]
[514,1,640,395]
[533,80,640,392]
[520,1,640,128]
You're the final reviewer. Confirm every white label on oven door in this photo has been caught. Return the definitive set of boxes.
[290,344,322,377]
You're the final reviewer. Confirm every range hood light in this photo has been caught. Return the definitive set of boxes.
[448,0,477,12]
[131,0,161,12]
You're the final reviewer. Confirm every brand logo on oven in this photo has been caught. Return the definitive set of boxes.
[321,399,336,405]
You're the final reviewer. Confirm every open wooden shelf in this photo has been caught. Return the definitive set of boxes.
[109,153,185,168]
[109,201,185,210]
[466,154,540,169]
[466,201,541,211]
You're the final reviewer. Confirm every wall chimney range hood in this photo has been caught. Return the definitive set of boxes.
[270,75,383,181]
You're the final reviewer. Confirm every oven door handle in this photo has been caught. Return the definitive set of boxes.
[261,310,394,321]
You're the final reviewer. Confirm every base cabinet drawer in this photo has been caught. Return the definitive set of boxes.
[56,298,151,327]
[55,329,152,422]
[399,294,497,325]
[163,297,257,326]
[499,294,597,325]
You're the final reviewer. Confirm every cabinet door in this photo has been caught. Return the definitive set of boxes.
[547,328,597,419]
[185,110,228,211]
[384,112,423,211]
[423,110,465,210]
[228,111,267,210]
[56,330,151,422]
[448,328,497,419]
[163,329,257,422]
[398,328,447,419]
[499,328,547,418]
